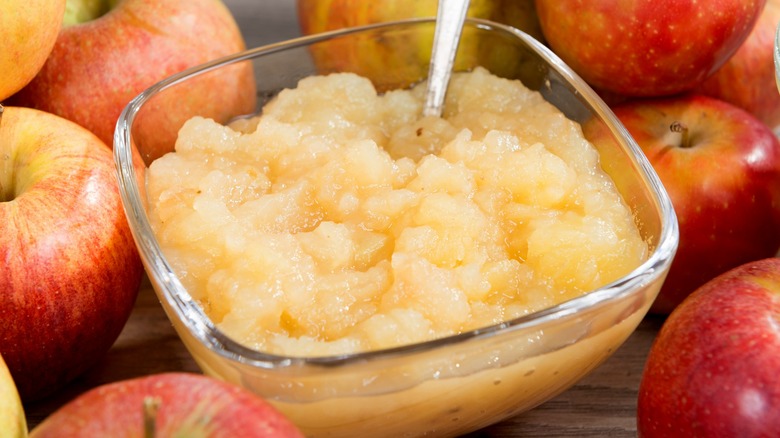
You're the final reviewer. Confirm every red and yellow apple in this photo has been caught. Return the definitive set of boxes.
[637,257,780,437]
[298,0,544,42]
[9,0,257,158]
[584,94,780,314]
[0,106,144,401]
[296,0,545,92]
[0,353,26,438]
[30,372,304,437]
[534,0,765,97]
[0,0,65,101]
[696,0,780,129]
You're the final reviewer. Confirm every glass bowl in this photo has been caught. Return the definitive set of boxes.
[775,22,780,92]
[114,18,678,438]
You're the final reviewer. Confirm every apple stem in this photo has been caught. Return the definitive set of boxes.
[143,396,161,438]
[670,121,690,149]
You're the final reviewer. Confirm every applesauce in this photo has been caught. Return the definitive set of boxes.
[145,67,648,357]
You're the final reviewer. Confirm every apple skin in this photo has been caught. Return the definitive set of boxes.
[0,0,65,101]
[9,0,257,159]
[637,258,780,437]
[0,106,144,402]
[584,94,780,314]
[534,0,765,97]
[296,0,546,92]
[62,0,119,27]
[297,0,545,42]
[695,0,780,129]
[0,353,27,438]
[29,372,305,437]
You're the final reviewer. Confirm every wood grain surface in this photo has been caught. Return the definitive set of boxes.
[24,1,667,435]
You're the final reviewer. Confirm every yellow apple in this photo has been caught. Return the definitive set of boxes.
[298,0,544,41]
[296,0,545,92]
[0,353,26,438]
[0,0,65,101]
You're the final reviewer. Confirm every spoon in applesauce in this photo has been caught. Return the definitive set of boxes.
[422,0,470,117]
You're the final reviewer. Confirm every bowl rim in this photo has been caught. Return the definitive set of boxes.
[774,22,780,91]
[114,17,679,369]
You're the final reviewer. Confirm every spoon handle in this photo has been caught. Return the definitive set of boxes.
[423,0,470,117]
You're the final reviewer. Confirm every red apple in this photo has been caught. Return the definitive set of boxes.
[637,257,780,437]
[584,94,780,314]
[0,353,26,438]
[9,0,257,159]
[29,372,304,437]
[534,0,765,97]
[0,0,65,101]
[0,106,144,401]
[695,0,780,129]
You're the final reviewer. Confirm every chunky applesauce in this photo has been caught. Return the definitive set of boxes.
[146,67,648,356]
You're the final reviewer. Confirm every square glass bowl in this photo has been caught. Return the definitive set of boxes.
[114,18,678,438]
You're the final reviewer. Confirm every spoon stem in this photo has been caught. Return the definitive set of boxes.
[423,0,470,117]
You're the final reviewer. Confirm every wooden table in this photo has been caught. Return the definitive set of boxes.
[24,1,667,435]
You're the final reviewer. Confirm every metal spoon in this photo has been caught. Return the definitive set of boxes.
[422,0,470,117]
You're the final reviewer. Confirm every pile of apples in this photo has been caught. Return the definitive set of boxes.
[535,0,780,315]
[537,2,780,435]
[0,0,300,436]
[3,0,779,435]
[297,0,780,435]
